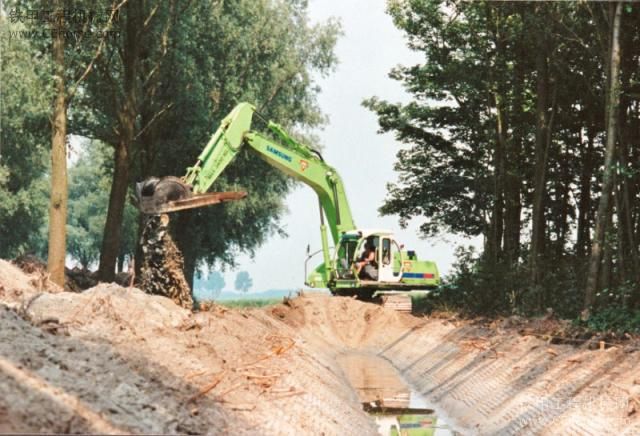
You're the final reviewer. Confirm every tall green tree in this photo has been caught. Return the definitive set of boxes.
[3,0,124,282]
[76,0,340,286]
[234,271,253,294]
[47,0,69,286]
[67,140,136,269]
[195,270,226,300]
[165,0,340,286]
[0,15,51,258]
[584,2,624,317]
[367,0,640,316]
[99,0,148,281]
[365,1,536,309]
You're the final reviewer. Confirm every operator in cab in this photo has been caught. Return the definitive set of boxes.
[355,237,378,280]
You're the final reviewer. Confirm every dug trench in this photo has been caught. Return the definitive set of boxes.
[1,259,639,435]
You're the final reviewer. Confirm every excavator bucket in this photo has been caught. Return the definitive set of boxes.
[133,176,247,215]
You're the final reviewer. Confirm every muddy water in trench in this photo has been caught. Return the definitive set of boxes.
[337,353,456,436]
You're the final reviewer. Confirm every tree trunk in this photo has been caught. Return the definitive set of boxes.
[98,1,140,282]
[99,140,132,281]
[503,9,536,271]
[183,250,196,292]
[576,127,594,259]
[117,255,125,274]
[555,144,571,259]
[503,50,524,269]
[486,6,506,267]
[490,96,506,265]
[599,193,615,292]
[614,178,626,285]
[617,83,640,293]
[47,0,67,287]
[134,215,145,279]
[600,241,613,293]
[134,103,159,279]
[529,27,550,287]
[584,1,623,317]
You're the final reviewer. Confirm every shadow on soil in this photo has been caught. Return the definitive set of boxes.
[0,306,247,434]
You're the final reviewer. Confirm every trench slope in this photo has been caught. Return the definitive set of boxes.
[273,293,640,435]
[1,260,639,435]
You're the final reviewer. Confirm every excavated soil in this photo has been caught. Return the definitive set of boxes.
[139,214,193,309]
[1,258,639,435]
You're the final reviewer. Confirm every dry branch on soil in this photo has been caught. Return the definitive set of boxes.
[215,379,245,398]
[227,403,256,411]
[188,370,227,403]
[236,334,296,369]
[185,370,208,380]
[271,390,305,400]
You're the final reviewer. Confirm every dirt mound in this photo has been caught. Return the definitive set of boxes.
[268,292,420,350]
[0,272,375,433]
[0,259,46,308]
[12,255,105,293]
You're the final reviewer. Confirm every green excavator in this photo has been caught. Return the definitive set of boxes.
[135,103,439,299]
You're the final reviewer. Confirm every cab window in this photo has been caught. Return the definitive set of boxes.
[382,238,391,265]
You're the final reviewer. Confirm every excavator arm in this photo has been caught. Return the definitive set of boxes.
[134,104,258,216]
[136,102,357,283]
[182,103,255,195]
[167,102,356,243]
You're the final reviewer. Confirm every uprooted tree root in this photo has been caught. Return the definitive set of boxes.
[139,214,193,309]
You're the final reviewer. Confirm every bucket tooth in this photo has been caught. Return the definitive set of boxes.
[141,191,248,214]
[133,176,247,214]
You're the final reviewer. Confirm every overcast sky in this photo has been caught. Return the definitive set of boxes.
[218,0,481,292]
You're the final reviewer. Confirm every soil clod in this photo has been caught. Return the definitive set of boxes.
[139,214,193,309]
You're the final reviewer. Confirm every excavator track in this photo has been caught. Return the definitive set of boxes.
[378,293,413,312]
[373,290,431,313]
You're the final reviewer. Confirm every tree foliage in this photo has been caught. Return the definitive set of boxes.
[2,0,124,280]
[234,271,253,293]
[367,1,640,318]
[195,270,226,300]
[67,141,136,269]
[150,0,341,284]
[0,17,51,258]
[73,0,340,284]
[2,0,339,287]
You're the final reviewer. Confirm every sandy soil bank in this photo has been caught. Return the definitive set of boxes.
[1,259,638,434]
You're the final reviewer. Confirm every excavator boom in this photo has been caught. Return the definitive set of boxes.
[135,103,356,242]
[135,102,357,285]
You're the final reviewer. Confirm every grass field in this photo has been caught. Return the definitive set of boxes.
[216,298,283,308]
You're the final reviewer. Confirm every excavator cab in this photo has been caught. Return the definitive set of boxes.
[332,230,402,285]
[323,229,439,297]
